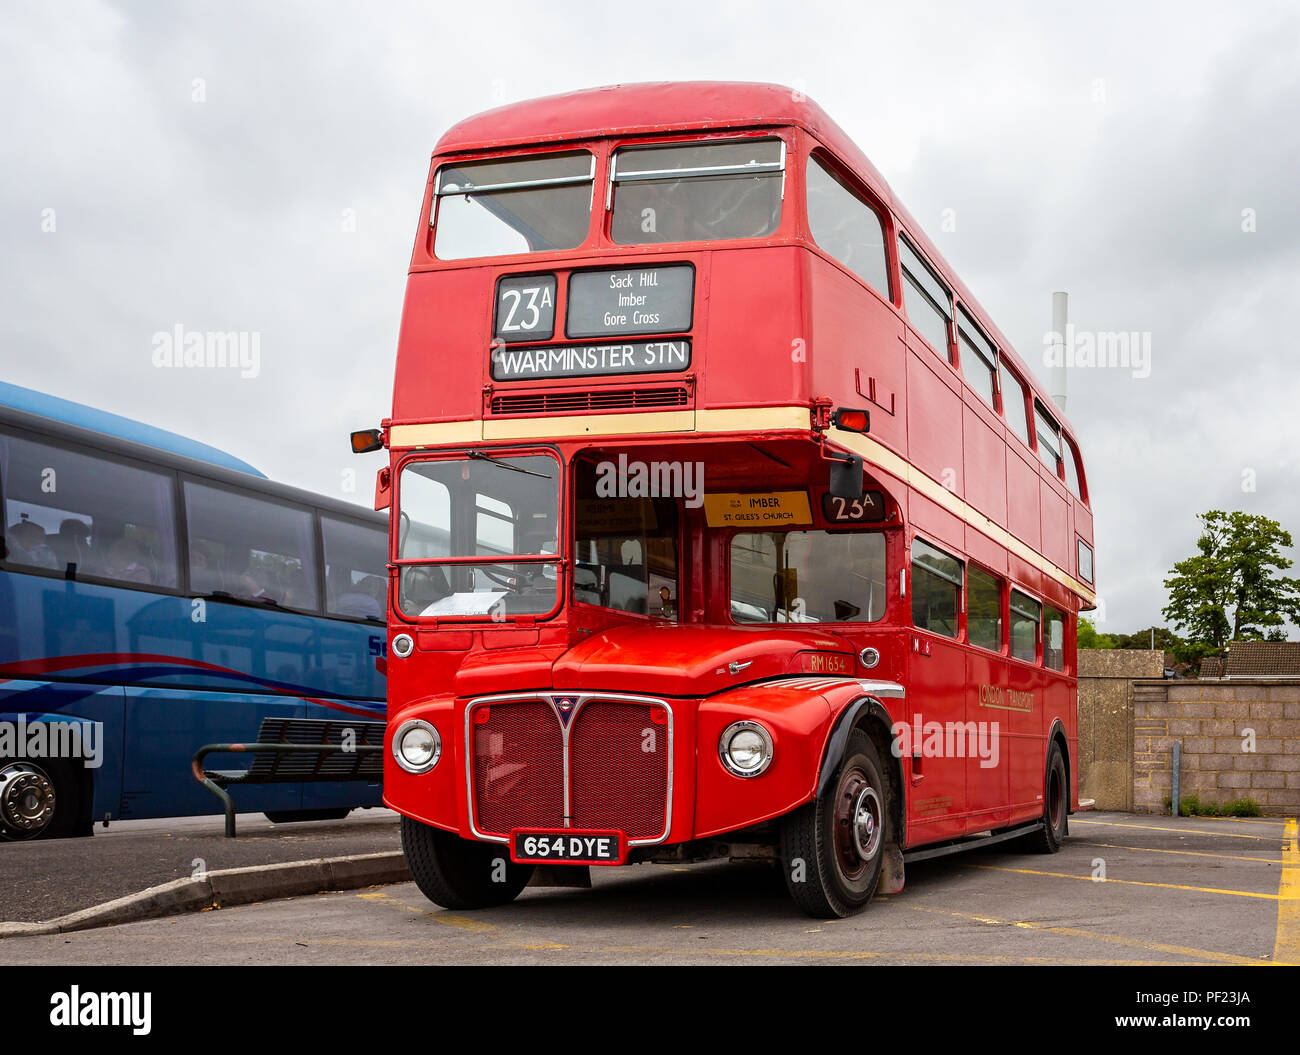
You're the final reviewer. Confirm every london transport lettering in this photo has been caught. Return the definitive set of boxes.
[978,684,1035,712]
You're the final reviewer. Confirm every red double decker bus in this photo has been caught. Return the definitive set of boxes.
[361,82,1097,919]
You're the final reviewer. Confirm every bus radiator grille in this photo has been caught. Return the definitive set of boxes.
[471,701,564,836]
[569,702,669,841]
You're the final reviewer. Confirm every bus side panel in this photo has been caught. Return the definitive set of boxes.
[120,687,304,819]
[0,678,125,822]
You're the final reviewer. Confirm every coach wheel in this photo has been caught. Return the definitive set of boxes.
[1028,740,1069,853]
[401,816,535,910]
[780,729,888,919]
[0,759,85,840]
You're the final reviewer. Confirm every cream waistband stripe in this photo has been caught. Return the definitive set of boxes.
[386,406,1095,603]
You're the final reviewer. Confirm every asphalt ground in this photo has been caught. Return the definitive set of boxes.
[1,810,1294,966]
[0,808,400,923]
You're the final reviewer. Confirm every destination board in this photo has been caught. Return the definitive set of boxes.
[491,339,690,381]
[566,265,694,338]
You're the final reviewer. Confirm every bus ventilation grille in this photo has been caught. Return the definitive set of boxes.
[249,717,385,779]
[489,386,690,415]
[470,697,670,842]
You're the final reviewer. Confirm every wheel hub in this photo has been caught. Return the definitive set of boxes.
[0,764,56,836]
[851,786,882,861]
[833,769,883,880]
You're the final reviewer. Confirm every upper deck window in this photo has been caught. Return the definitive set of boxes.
[610,138,784,246]
[432,151,594,260]
[899,237,953,361]
[805,155,889,297]
[1034,402,1063,476]
[1062,435,1084,500]
[957,306,997,408]
[999,362,1032,446]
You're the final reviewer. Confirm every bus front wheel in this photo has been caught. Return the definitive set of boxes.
[401,816,534,910]
[780,730,887,919]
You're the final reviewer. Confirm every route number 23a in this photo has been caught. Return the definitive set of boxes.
[499,284,553,333]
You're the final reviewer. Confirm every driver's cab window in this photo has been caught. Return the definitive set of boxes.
[572,459,679,620]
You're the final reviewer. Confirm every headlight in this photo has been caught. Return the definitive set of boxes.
[393,720,441,774]
[719,721,773,778]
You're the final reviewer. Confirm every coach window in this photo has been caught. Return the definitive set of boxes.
[1062,435,1084,500]
[1034,402,1063,476]
[322,515,387,621]
[610,137,784,246]
[433,150,595,260]
[957,307,998,408]
[1010,589,1041,664]
[0,430,179,588]
[911,539,962,638]
[999,363,1032,446]
[184,481,319,611]
[967,565,1003,652]
[899,237,953,361]
[805,155,890,298]
[1044,604,1066,671]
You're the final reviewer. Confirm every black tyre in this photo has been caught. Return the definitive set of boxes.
[780,730,888,919]
[401,816,534,910]
[1028,740,1069,853]
[0,757,88,841]
[263,808,352,824]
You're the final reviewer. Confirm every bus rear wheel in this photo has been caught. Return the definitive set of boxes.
[0,758,86,840]
[780,730,887,919]
[401,816,534,910]
[1027,740,1069,853]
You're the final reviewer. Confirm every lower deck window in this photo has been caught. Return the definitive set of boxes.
[910,539,962,637]
[1010,590,1041,663]
[731,530,886,624]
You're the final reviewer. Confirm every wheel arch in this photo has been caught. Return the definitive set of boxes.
[816,696,905,845]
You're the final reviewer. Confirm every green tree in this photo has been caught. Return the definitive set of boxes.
[1111,626,1185,652]
[1162,510,1300,660]
[1077,617,1117,649]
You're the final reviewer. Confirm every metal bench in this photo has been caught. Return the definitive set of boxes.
[192,716,384,837]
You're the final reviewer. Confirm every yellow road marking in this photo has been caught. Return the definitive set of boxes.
[1274,819,1300,965]
[907,904,1276,966]
[355,890,501,932]
[1077,840,1281,865]
[1070,819,1277,841]
[973,864,1284,901]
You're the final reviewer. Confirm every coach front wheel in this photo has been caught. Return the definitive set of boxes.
[401,816,535,910]
[780,730,888,919]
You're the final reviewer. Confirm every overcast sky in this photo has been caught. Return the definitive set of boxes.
[2,0,1297,637]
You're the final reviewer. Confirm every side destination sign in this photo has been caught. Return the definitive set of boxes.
[491,339,690,381]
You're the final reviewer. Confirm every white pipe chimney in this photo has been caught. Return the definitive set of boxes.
[1050,290,1068,412]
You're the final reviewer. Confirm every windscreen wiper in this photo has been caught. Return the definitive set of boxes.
[465,449,552,479]
[199,590,286,610]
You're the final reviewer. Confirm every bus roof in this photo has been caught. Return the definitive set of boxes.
[0,382,266,478]
[434,80,1074,435]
